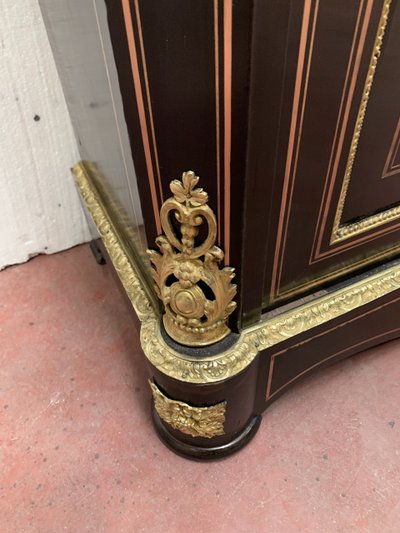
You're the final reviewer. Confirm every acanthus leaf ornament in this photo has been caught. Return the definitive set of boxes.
[147,171,237,346]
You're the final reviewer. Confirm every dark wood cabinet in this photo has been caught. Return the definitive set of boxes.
[41,0,400,459]
[251,0,400,312]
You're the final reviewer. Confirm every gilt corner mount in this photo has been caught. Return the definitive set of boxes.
[147,171,237,347]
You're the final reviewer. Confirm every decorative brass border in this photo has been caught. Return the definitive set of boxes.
[149,380,226,438]
[72,161,158,320]
[73,160,400,385]
[331,0,397,243]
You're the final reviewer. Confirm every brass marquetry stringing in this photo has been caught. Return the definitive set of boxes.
[147,171,237,346]
[149,381,226,438]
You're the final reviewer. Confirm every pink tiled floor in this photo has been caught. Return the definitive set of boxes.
[1,245,400,532]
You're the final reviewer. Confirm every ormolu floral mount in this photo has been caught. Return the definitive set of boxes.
[147,171,237,347]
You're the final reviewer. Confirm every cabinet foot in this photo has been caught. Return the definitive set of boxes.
[151,405,261,461]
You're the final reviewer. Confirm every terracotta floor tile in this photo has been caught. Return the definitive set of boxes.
[0,244,399,532]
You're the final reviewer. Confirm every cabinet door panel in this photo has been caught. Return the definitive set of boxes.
[250,0,400,310]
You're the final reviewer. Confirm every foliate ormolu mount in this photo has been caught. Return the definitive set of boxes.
[147,171,237,346]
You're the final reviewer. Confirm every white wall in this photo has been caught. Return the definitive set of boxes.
[0,0,90,270]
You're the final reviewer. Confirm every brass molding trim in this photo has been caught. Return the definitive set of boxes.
[73,160,400,385]
[149,381,226,438]
[334,204,400,241]
[72,161,157,322]
[331,0,396,243]
[147,171,237,346]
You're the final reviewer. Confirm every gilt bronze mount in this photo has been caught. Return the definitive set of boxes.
[149,380,226,438]
[147,171,237,346]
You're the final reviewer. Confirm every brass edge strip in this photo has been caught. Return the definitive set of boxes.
[132,0,163,202]
[331,0,395,243]
[73,160,400,384]
[214,0,221,246]
[72,161,157,321]
[223,0,233,265]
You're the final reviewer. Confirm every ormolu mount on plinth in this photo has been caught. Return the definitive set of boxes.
[147,171,237,347]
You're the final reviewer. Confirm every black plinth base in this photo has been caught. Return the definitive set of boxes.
[151,405,262,461]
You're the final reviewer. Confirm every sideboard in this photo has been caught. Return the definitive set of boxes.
[40,0,400,458]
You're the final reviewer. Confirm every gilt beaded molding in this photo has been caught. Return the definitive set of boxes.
[147,171,237,346]
[331,0,397,243]
[73,160,400,385]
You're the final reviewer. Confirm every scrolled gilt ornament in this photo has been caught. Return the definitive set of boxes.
[147,171,237,346]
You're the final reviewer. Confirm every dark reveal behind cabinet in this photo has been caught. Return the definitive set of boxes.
[41,0,400,458]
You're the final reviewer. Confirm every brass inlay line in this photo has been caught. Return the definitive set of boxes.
[214,0,222,246]
[122,0,228,261]
[271,0,316,299]
[121,0,161,234]
[133,0,163,201]
[223,0,233,265]
[331,0,395,243]
[74,160,400,384]
[276,0,320,296]
[271,233,400,303]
